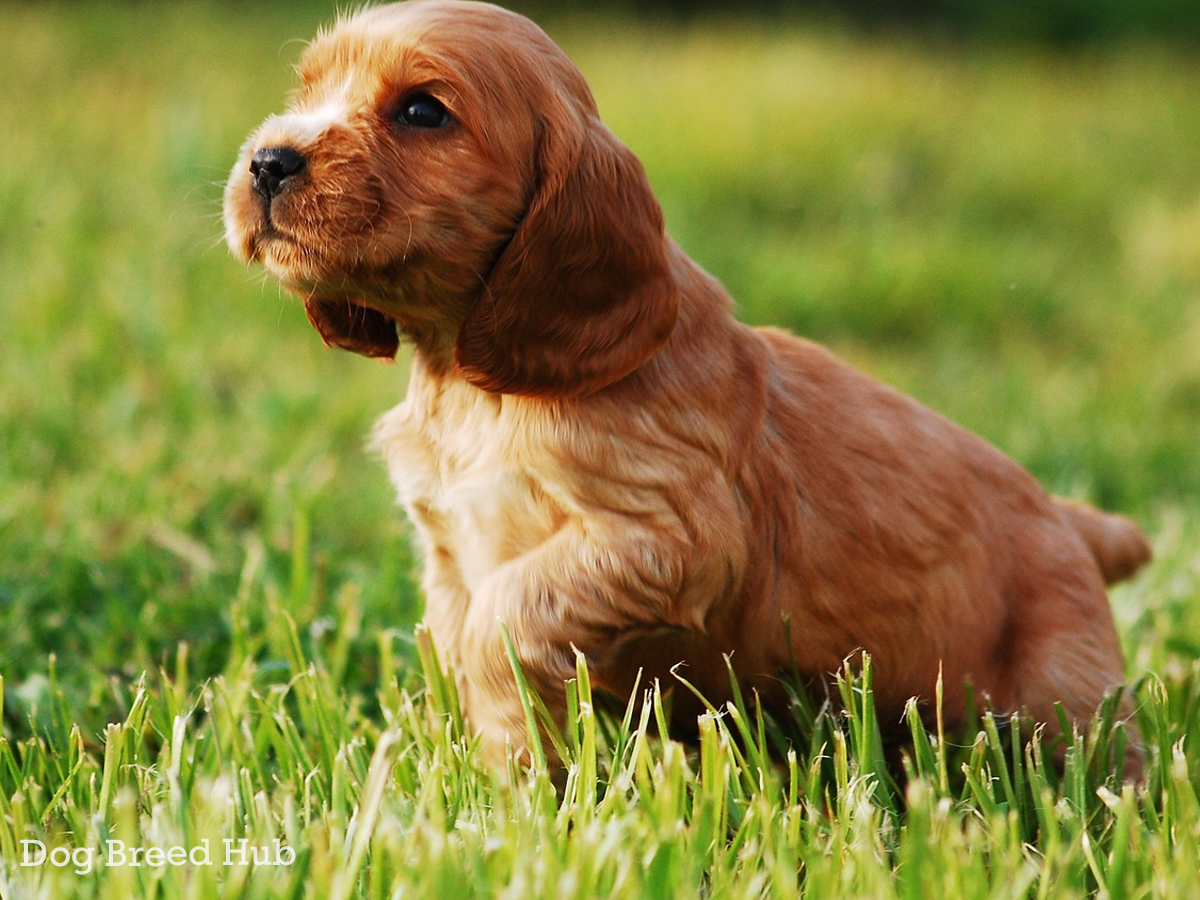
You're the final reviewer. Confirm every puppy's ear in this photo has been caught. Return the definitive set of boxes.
[304,297,399,360]
[455,112,678,397]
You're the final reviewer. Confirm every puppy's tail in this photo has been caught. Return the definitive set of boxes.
[1054,497,1152,585]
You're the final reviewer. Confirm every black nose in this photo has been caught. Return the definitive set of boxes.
[249,146,306,200]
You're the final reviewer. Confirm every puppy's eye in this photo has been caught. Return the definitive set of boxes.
[397,93,450,129]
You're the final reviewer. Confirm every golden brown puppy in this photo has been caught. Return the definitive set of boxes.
[225,0,1151,768]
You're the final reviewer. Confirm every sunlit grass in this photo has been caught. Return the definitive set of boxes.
[1,2,1198,896]
[6,568,1200,899]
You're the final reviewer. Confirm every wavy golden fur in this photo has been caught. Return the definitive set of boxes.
[225,0,1151,769]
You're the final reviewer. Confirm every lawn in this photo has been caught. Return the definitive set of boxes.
[1,1,1199,897]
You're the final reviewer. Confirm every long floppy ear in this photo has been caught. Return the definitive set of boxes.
[303,297,399,360]
[454,108,679,397]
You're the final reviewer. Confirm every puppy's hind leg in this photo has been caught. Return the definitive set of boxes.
[1001,565,1142,781]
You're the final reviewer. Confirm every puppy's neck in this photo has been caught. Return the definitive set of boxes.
[398,318,459,379]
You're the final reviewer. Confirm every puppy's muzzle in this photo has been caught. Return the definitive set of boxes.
[250,145,306,201]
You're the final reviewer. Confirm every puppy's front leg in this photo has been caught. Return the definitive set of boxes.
[457,521,698,768]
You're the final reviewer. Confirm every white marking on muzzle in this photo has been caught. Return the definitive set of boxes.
[258,76,357,147]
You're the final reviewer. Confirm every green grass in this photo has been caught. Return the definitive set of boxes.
[1,1,1199,897]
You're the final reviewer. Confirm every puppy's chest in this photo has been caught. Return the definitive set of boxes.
[375,394,569,592]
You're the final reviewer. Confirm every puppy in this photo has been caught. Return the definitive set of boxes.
[224,0,1151,769]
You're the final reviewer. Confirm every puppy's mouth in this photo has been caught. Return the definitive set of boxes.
[248,231,400,360]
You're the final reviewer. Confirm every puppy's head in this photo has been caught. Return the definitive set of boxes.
[224,0,678,396]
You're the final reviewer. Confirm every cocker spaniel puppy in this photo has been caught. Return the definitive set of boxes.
[225,0,1151,769]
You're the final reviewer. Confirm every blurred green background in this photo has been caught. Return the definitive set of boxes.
[583,0,1200,45]
[1,1,1197,733]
